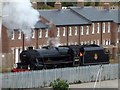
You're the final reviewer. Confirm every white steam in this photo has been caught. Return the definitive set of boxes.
[2,0,39,37]
[48,37,60,47]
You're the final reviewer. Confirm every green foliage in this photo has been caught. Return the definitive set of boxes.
[62,2,77,7]
[50,78,69,90]
[37,5,54,9]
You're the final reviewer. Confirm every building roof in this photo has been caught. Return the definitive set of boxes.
[70,7,119,24]
[34,21,48,29]
[39,9,91,26]
[109,10,120,24]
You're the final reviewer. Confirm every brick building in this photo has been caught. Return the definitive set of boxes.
[1,2,120,67]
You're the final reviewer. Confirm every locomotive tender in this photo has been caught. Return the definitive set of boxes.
[12,44,109,72]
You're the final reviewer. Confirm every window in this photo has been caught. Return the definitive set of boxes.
[103,40,105,45]
[86,26,89,35]
[117,39,119,43]
[57,27,60,37]
[81,42,83,45]
[103,22,106,33]
[97,23,100,33]
[69,27,72,36]
[39,30,42,38]
[33,46,35,49]
[68,43,71,45]
[18,31,22,39]
[75,26,78,36]
[81,26,84,35]
[97,40,100,45]
[105,40,109,45]
[91,41,93,44]
[39,45,42,49]
[11,31,14,40]
[32,30,35,38]
[108,22,110,33]
[75,42,77,45]
[84,41,87,44]
[117,39,120,43]
[45,29,48,38]
[88,41,90,44]
[63,27,66,36]
[92,23,95,34]
[118,25,120,32]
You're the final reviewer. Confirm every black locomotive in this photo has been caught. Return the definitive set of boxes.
[12,44,109,72]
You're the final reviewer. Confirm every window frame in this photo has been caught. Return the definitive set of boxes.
[39,29,42,38]
[81,26,84,35]
[92,23,95,34]
[45,29,48,38]
[11,31,15,40]
[69,27,72,36]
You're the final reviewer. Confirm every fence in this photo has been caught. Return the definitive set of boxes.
[1,64,118,88]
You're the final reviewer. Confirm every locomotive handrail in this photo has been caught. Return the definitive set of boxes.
[83,47,103,51]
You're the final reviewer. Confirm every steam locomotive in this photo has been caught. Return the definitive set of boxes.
[12,44,109,72]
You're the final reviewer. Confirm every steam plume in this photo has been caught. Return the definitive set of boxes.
[47,22,60,47]
[48,37,60,47]
[2,0,39,37]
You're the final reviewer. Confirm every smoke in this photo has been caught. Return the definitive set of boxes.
[2,0,39,38]
[48,37,60,47]
[47,22,60,47]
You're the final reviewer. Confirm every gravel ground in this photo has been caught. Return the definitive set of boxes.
[69,79,118,88]
[1,79,119,90]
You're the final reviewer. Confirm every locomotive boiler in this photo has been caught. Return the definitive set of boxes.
[12,44,109,72]
[16,46,75,71]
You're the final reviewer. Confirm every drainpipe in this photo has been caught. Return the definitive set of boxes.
[78,26,81,45]
[22,33,25,51]
[36,28,39,49]
[100,22,103,45]
[66,26,68,46]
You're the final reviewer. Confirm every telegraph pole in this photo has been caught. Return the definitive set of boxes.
[0,1,2,89]
[0,0,2,69]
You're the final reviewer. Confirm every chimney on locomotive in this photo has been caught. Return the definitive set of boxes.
[27,46,33,50]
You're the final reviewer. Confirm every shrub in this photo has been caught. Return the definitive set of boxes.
[50,78,69,90]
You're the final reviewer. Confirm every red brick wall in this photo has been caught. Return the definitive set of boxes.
[2,26,10,53]
[9,22,119,47]
[111,22,118,45]
[58,26,67,45]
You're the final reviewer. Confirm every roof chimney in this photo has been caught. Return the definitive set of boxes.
[31,2,37,9]
[103,3,110,10]
[54,0,61,10]
[77,0,84,7]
